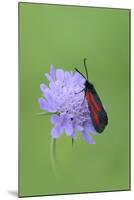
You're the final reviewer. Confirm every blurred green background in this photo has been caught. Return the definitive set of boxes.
[19,3,130,197]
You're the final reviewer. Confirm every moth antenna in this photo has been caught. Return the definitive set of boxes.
[84,58,89,80]
[75,68,86,80]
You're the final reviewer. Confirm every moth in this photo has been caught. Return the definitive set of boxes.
[75,58,108,133]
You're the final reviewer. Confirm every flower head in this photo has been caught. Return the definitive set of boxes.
[38,64,96,144]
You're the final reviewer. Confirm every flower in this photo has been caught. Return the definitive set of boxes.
[38,64,96,144]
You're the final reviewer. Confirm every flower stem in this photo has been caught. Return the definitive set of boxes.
[50,138,59,178]
[34,112,58,116]
[72,138,74,147]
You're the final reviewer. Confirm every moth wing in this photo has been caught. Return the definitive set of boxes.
[86,91,108,133]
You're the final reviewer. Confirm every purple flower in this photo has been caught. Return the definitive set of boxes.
[38,64,96,144]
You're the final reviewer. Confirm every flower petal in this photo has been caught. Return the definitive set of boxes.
[71,129,76,138]
[40,83,47,93]
[65,121,75,136]
[56,69,64,82]
[74,72,85,85]
[82,130,96,144]
[75,124,84,132]
[38,98,49,111]
[51,115,61,125]
[43,88,57,107]
[49,80,63,95]
[38,98,57,112]
[49,81,56,92]
[51,125,64,138]
[45,73,54,82]
[64,71,72,86]
[44,88,52,102]
[50,64,55,81]
[84,121,96,135]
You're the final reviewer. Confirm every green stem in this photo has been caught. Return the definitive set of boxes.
[34,112,58,116]
[50,138,58,178]
[72,138,74,147]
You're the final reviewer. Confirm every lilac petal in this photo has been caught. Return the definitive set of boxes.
[51,113,67,127]
[55,81,63,95]
[82,130,96,144]
[49,80,62,95]
[71,129,76,139]
[88,125,96,135]
[51,125,64,138]
[49,81,56,92]
[44,88,52,102]
[38,98,49,111]
[84,121,96,135]
[43,88,57,107]
[50,64,55,81]
[74,72,85,84]
[65,121,75,136]
[40,83,47,93]
[55,80,63,90]
[38,98,57,112]
[75,125,84,132]
[42,88,58,110]
[51,115,61,125]
[64,72,72,86]
[56,69,64,82]
[45,73,54,82]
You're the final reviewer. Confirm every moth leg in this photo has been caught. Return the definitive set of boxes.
[75,88,85,94]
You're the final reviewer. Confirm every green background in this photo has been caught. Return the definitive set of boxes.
[19,3,130,197]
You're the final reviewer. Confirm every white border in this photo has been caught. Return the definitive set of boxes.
[0,0,133,200]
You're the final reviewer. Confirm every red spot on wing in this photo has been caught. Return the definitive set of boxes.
[85,92,101,112]
[91,106,100,125]
[89,92,101,112]
[85,92,100,125]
